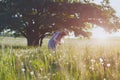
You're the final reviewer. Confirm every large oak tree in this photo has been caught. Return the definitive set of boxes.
[0,0,120,46]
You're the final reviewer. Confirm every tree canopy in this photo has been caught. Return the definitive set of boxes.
[0,0,120,46]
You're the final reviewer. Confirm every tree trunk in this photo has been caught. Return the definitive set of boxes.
[39,38,43,47]
[26,27,40,46]
[39,34,45,46]
[27,37,40,46]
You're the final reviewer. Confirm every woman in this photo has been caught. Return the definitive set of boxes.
[48,31,68,50]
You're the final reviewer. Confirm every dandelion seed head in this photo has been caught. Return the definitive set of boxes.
[52,73,56,76]
[37,73,41,77]
[53,51,56,54]
[43,76,48,79]
[30,71,34,75]
[21,68,25,72]
[91,67,94,71]
[16,53,22,58]
[66,62,69,65]
[40,68,43,71]
[51,13,56,16]
[107,63,111,67]
[101,62,104,65]
[47,73,51,76]
[91,59,95,64]
[25,55,29,58]
[99,58,103,63]
[89,66,94,71]
[54,61,58,64]
[49,53,52,56]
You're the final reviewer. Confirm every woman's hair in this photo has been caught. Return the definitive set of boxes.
[60,31,69,36]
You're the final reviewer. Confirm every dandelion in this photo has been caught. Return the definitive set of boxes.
[21,68,25,72]
[54,61,58,64]
[52,73,56,76]
[91,59,95,64]
[107,63,111,67]
[40,68,43,71]
[49,53,52,56]
[53,51,56,54]
[99,58,104,65]
[43,76,48,79]
[66,62,69,65]
[16,53,22,58]
[29,51,32,54]
[25,55,29,58]
[89,65,94,71]
[99,58,103,62]
[51,13,56,16]
[37,73,41,77]
[30,71,34,75]
[47,73,51,76]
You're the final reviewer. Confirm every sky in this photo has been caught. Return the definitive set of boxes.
[93,0,120,16]
[110,0,120,16]
[91,0,120,38]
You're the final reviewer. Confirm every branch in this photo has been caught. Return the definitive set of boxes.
[18,30,27,38]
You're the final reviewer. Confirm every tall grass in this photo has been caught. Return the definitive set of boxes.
[0,37,120,80]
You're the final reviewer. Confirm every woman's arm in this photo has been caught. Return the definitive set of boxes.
[53,32,60,43]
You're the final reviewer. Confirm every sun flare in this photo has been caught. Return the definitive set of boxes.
[91,27,109,39]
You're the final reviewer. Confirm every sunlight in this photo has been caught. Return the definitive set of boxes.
[91,27,109,39]
[91,26,120,39]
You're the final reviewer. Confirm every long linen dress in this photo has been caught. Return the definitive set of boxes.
[48,32,62,50]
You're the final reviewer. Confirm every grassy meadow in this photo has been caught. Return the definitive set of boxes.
[0,37,120,80]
